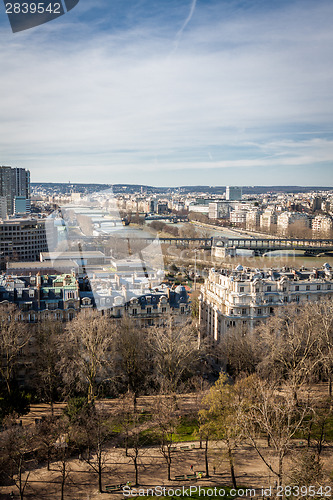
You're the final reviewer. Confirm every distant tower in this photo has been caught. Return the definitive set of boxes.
[226,186,242,201]
[0,166,30,216]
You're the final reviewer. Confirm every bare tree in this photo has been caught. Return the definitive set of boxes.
[149,317,200,393]
[125,410,153,486]
[200,372,243,487]
[33,320,63,415]
[113,318,151,410]
[73,407,117,493]
[238,375,309,487]
[153,395,179,481]
[314,299,333,396]
[1,415,36,499]
[58,310,115,401]
[218,324,263,378]
[0,304,30,396]
[36,416,61,471]
[257,303,322,402]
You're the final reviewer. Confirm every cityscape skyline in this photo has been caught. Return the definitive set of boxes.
[1,0,333,186]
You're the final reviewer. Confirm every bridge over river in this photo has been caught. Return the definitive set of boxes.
[120,236,333,256]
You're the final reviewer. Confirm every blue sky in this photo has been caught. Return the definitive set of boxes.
[0,0,333,186]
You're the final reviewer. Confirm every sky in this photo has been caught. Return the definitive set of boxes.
[0,0,333,186]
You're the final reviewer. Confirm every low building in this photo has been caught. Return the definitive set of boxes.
[6,260,79,276]
[40,251,105,268]
[0,271,190,325]
[199,264,333,342]
[0,273,80,322]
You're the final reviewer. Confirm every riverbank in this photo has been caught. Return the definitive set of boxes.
[189,220,271,239]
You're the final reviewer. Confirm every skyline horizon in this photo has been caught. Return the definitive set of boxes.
[30,180,333,190]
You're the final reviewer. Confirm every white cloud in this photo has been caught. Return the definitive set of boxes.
[0,0,333,184]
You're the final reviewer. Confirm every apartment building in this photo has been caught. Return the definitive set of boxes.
[0,218,57,269]
[199,264,333,342]
[312,214,333,235]
[229,209,247,225]
[246,209,262,230]
[260,208,277,231]
[277,211,310,234]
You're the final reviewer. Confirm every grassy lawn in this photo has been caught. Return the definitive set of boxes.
[173,416,199,442]
[138,416,199,445]
[295,414,333,442]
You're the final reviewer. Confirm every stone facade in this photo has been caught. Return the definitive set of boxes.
[199,264,333,342]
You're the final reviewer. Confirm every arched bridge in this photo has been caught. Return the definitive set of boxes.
[213,237,333,256]
[119,236,333,256]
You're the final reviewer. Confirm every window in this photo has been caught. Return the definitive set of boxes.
[284,297,289,303]
[328,285,331,290]
[230,309,234,315]
[270,307,274,314]
[132,308,137,316]
[239,286,244,292]
[295,285,299,291]
[283,287,287,292]
[255,287,260,293]
[162,307,166,313]
[146,307,152,314]
[242,308,246,315]
[267,286,271,292]
[306,285,310,291]
[257,308,262,315]
[180,306,185,314]
[317,285,321,290]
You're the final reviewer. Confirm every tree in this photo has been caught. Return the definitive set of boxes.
[73,406,117,493]
[113,318,151,409]
[238,375,309,487]
[58,310,115,402]
[153,395,179,481]
[289,451,323,490]
[149,318,200,393]
[33,320,63,415]
[0,304,30,396]
[1,415,36,499]
[314,299,333,396]
[125,409,152,486]
[218,324,263,378]
[36,416,61,471]
[256,303,322,402]
[200,372,243,487]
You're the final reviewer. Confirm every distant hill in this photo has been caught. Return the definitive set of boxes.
[31,183,333,195]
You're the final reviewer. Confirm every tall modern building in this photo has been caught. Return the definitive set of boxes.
[226,186,242,201]
[0,166,30,217]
